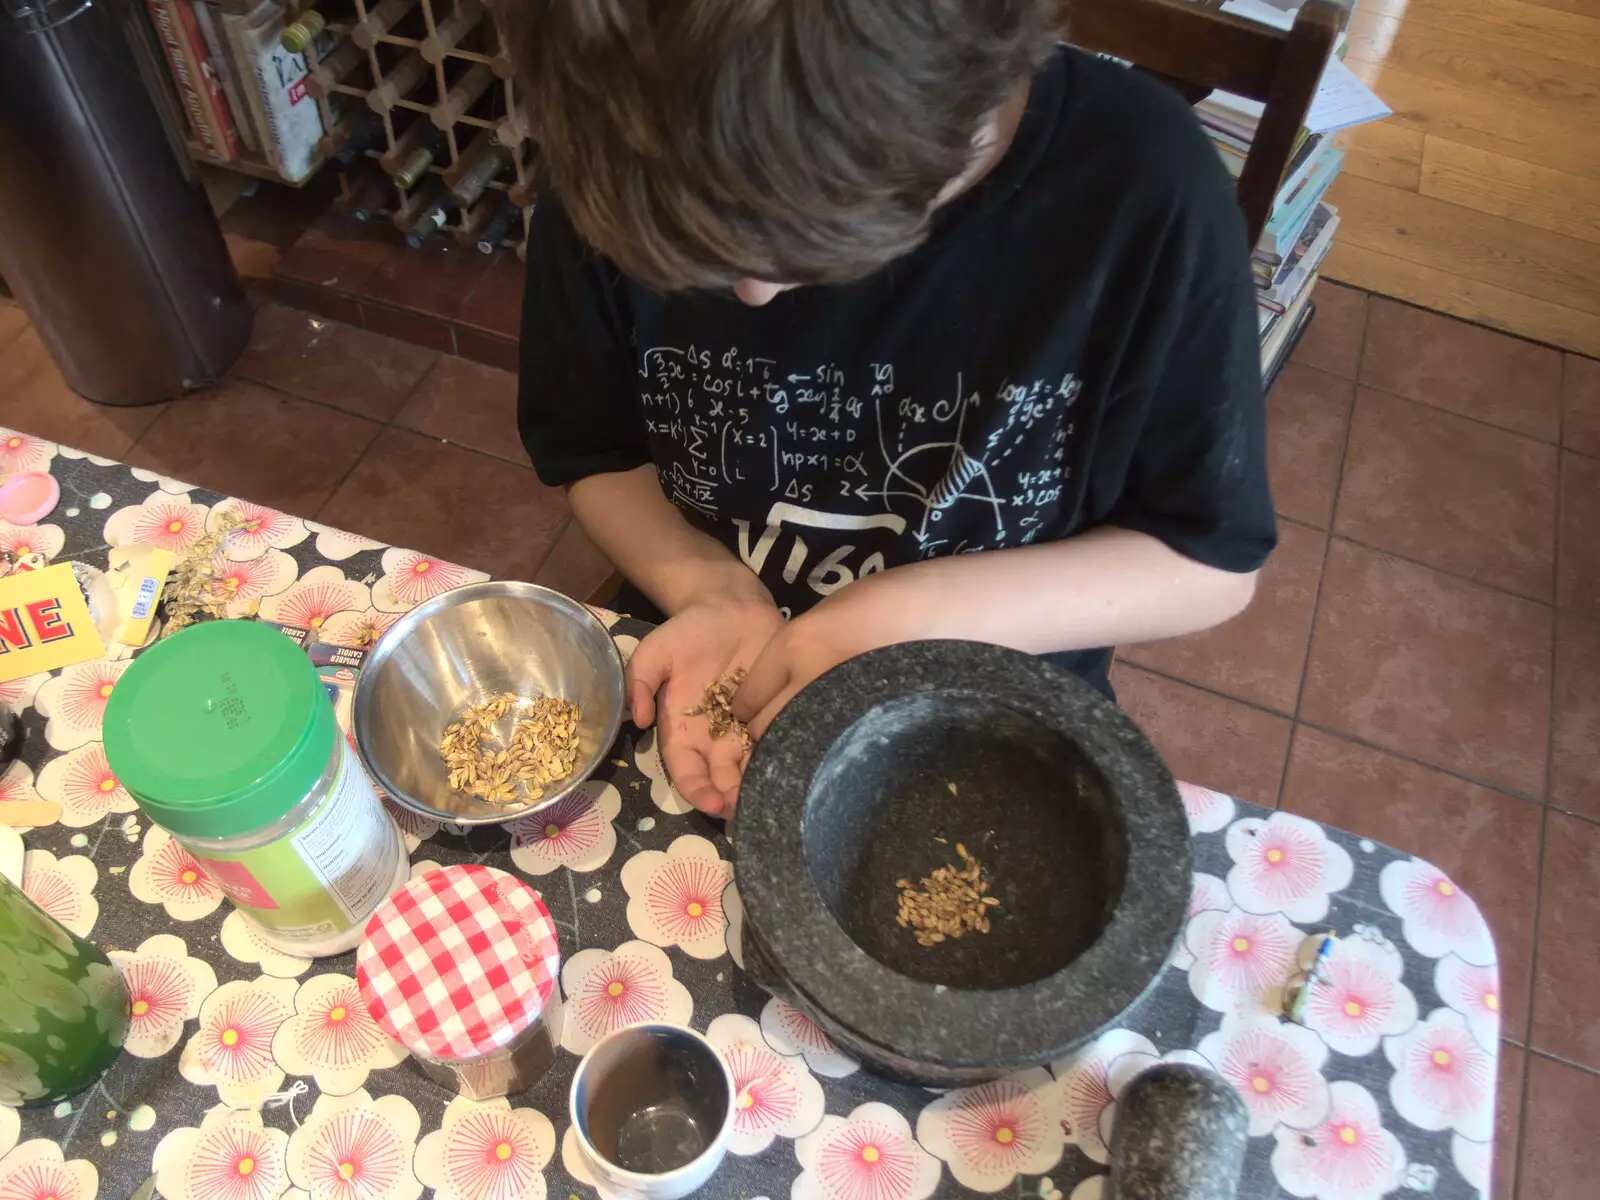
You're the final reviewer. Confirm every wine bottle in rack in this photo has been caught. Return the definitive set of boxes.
[343,165,394,222]
[390,122,448,189]
[307,38,365,99]
[368,49,432,114]
[421,0,483,64]
[431,62,494,129]
[327,111,386,167]
[405,184,453,248]
[475,200,524,255]
[352,0,416,50]
[282,7,326,53]
[446,131,511,207]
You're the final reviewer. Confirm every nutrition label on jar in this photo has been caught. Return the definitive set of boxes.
[292,749,401,925]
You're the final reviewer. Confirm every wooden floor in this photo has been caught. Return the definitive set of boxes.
[1325,0,1600,357]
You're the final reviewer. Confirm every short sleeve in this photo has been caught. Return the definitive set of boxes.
[516,198,651,487]
[1103,178,1278,574]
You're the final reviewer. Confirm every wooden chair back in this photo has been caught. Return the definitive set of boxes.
[1061,0,1350,244]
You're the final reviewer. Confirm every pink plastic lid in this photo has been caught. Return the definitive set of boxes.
[0,472,59,525]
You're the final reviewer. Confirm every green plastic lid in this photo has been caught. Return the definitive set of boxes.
[103,621,336,840]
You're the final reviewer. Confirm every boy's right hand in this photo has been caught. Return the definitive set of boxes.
[626,592,784,818]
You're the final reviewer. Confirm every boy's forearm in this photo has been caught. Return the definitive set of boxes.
[567,467,772,615]
[824,526,1258,653]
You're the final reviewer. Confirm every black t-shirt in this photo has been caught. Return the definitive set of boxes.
[518,47,1277,646]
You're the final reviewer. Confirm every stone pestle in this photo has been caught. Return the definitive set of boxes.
[1107,1063,1250,1200]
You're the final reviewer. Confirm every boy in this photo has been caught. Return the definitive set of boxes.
[506,1,1276,816]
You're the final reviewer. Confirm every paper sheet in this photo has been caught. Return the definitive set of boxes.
[1305,56,1393,132]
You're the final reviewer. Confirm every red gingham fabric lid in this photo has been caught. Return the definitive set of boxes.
[357,864,560,1060]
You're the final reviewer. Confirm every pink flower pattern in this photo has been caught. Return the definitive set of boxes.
[1052,1029,1157,1163]
[1185,907,1301,1016]
[204,550,297,614]
[33,659,130,750]
[1379,859,1495,964]
[1271,1081,1406,1200]
[1198,1015,1331,1136]
[1301,935,1418,1057]
[377,548,481,610]
[707,1014,826,1156]
[257,565,370,635]
[761,997,860,1078]
[1226,813,1353,922]
[286,1090,421,1200]
[1178,781,1235,833]
[793,1103,940,1200]
[179,977,297,1108]
[321,607,399,650]
[0,428,55,476]
[20,849,98,937]
[129,825,224,920]
[110,934,219,1059]
[414,1097,555,1200]
[209,498,307,556]
[0,522,64,562]
[35,742,137,827]
[506,781,620,875]
[106,494,211,552]
[0,1140,96,1200]
[916,1068,1064,1191]
[272,973,406,1096]
[621,834,734,959]
[1435,956,1502,1051]
[558,941,693,1055]
[1173,872,1229,969]
[1384,1008,1493,1140]
[152,1108,290,1200]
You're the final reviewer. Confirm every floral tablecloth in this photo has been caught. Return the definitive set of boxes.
[0,433,1503,1200]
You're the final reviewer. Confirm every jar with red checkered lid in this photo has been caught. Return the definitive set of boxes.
[357,863,562,1098]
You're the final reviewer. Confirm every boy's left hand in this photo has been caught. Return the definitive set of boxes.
[732,586,888,739]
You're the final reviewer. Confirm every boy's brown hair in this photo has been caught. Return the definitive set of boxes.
[499,1,1059,292]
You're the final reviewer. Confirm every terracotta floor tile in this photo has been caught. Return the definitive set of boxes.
[1290,281,1366,378]
[1108,663,1292,805]
[1122,521,1324,713]
[0,300,27,348]
[0,328,167,458]
[1530,811,1600,1071]
[220,177,338,250]
[349,237,492,320]
[274,212,398,295]
[1336,389,1557,600]
[1267,363,1354,529]
[1519,1053,1600,1199]
[1301,541,1551,796]
[1495,1043,1523,1200]
[225,234,281,283]
[455,328,519,373]
[1565,355,1600,458]
[318,428,568,581]
[1552,613,1600,819]
[232,303,438,421]
[394,355,527,465]
[533,520,617,602]
[456,253,524,339]
[1559,451,1600,618]
[127,381,380,516]
[359,303,457,355]
[1360,298,1562,441]
[1281,727,1541,1043]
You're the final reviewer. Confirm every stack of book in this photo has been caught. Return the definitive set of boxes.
[143,0,328,183]
[1203,0,1389,384]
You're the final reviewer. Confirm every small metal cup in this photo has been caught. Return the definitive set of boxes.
[569,1024,736,1200]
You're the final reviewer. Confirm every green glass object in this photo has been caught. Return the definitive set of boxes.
[0,873,128,1105]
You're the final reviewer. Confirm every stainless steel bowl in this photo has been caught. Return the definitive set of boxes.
[353,581,625,824]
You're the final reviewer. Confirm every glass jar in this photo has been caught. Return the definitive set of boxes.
[0,873,128,1104]
[104,620,409,957]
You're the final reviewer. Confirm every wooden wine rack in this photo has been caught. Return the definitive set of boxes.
[305,0,533,257]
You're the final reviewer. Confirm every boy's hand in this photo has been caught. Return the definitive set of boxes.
[733,586,886,740]
[627,593,784,817]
